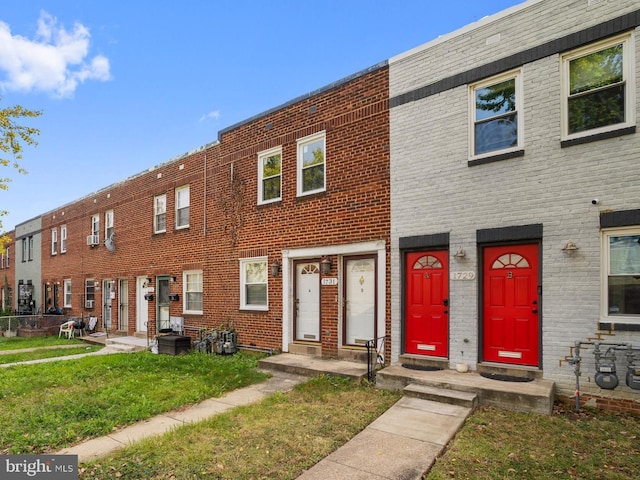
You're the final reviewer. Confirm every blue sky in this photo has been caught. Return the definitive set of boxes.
[1,0,523,231]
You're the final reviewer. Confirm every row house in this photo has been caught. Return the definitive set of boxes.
[14,218,41,315]
[389,0,640,409]
[1,230,14,314]
[39,63,391,361]
[7,0,639,412]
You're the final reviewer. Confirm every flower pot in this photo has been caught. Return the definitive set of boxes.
[456,363,469,373]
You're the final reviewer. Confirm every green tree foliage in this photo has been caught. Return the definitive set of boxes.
[0,100,42,250]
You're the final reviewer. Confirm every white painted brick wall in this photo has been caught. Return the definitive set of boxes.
[390,0,640,400]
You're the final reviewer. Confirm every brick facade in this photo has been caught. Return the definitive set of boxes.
[39,64,390,360]
[389,0,640,408]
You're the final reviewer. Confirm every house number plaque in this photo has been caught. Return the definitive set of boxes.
[321,278,338,286]
[450,271,476,281]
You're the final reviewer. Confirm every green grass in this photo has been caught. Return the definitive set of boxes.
[0,336,86,350]
[0,345,104,364]
[78,375,402,480]
[0,351,269,454]
[426,401,640,480]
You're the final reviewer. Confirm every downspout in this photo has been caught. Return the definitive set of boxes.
[203,152,207,237]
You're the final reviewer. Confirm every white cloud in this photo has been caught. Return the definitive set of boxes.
[199,110,221,122]
[0,11,111,98]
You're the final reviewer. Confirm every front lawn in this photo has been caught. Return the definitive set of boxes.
[0,351,269,454]
[79,375,402,480]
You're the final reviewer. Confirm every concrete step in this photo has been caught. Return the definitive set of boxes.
[377,364,554,415]
[404,383,478,409]
[105,336,148,352]
[258,353,368,381]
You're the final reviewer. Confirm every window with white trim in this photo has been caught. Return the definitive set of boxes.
[85,279,95,306]
[154,194,167,233]
[105,210,114,240]
[602,227,640,322]
[60,225,67,253]
[258,146,282,204]
[183,270,203,313]
[28,236,33,261]
[175,185,190,229]
[5,247,8,267]
[64,279,72,308]
[240,257,268,310]
[470,70,522,158]
[91,214,100,242]
[297,132,326,196]
[51,228,58,255]
[21,238,27,262]
[562,33,635,140]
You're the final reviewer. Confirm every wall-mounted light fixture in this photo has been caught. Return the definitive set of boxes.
[453,247,466,259]
[270,259,281,277]
[171,276,177,282]
[321,256,332,275]
[562,241,579,254]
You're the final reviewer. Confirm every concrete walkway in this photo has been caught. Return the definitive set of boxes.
[296,396,471,479]
[3,340,472,479]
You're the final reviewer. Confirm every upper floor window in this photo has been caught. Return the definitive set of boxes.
[154,194,167,233]
[297,132,326,196]
[28,236,33,261]
[602,227,640,323]
[51,228,58,255]
[5,247,8,267]
[105,210,114,240]
[21,238,27,262]
[175,185,190,229]
[91,214,100,240]
[470,70,522,158]
[183,270,203,314]
[258,147,282,205]
[60,225,67,253]
[562,33,635,140]
[240,257,267,310]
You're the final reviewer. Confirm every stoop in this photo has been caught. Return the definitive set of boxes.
[377,363,554,415]
[258,353,368,380]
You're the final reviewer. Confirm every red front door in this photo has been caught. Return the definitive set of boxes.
[405,251,449,357]
[483,244,539,366]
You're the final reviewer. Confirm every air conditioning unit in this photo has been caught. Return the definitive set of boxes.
[86,235,99,246]
[85,300,94,309]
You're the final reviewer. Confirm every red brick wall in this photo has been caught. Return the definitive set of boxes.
[1,230,15,313]
[40,65,390,356]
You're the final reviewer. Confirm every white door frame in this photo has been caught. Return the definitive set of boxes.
[280,240,386,353]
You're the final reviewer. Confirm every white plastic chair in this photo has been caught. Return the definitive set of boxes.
[59,320,75,339]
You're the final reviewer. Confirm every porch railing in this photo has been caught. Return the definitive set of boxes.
[365,335,387,382]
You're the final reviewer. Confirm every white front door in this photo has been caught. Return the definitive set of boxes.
[294,261,320,342]
[136,276,149,332]
[102,280,114,330]
[343,256,377,346]
[119,279,129,332]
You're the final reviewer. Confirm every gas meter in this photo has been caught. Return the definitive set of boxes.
[595,359,619,390]
[626,364,640,390]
